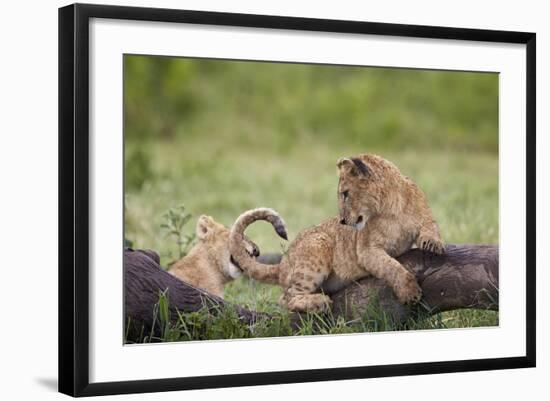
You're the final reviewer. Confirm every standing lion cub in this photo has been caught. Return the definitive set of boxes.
[229,153,444,312]
[168,215,260,298]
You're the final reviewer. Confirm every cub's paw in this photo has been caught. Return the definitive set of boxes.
[284,293,333,313]
[395,273,422,305]
[418,235,445,255]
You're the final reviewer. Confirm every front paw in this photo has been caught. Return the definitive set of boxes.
[395,273,422,305]
[419,235,445,255]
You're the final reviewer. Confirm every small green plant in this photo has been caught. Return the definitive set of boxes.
[160,204,196,265]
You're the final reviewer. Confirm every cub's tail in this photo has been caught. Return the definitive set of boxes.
[229,208,288,285]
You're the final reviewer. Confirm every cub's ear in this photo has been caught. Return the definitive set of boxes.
[337,157,370,177]
[196,215,215,240]
[337,157,355,175]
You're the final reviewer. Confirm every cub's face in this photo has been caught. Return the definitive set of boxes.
[336,157,379,230]
[196,215,259,279]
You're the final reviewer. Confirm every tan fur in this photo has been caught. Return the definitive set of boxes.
[230,154,444,312]
[168,215,259,298]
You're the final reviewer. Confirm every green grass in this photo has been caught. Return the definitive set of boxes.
[125,287,497,344]
[124,56,499,341]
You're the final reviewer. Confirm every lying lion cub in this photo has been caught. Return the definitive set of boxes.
[229,153,444,312]
[168,215,260,298]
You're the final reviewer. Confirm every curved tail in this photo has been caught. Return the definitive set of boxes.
[229,208,288,285]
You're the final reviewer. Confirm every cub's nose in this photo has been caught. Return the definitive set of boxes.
[339,218,346,225]
[252,247,260,257]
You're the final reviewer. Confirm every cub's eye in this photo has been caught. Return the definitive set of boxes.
[341,190,349,201]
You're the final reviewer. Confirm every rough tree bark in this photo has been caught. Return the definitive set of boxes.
[124,245,498,341]
[329,244,498,321]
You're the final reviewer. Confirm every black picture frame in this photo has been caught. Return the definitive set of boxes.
[58,3,536,397]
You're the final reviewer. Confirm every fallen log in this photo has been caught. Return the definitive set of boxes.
[124,249,262,341]
[124,244,498,341]
[329,244,498,321]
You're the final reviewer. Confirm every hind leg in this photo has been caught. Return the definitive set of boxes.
[279,251,332,313]
[417,220,445,254]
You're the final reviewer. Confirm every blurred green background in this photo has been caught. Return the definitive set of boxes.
[124,55,498,253]
[124,55,498,328]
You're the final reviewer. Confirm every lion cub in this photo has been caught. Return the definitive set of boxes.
[230,154,444,312]
[168,215,260,298]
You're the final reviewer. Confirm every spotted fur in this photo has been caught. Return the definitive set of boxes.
[230,154,444,312]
